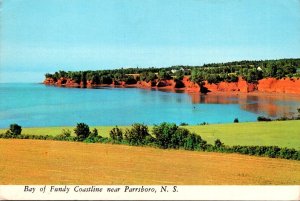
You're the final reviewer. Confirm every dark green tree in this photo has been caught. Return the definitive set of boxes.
[74,123,90,141]
[175,70,185,80]
[190,69,204,83]
[124,123,150,145]
[110,126,123,142]
[7,123,22,136]
[152,122,178,149]
[124,75,137,84]
[145,72,157,82]
[45,73,53,79]
[158,70,171,80]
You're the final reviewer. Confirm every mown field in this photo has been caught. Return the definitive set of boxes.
[0,139,299,184]
[1,120,299,149]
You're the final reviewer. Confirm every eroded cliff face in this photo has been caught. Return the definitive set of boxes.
[203,77,300,94]
[203,78,257,93]
[257,78,300,94]
[182,77,201,92]
[137,79,184,89]
[44,76,300,94]
[205,78,300,94]
[43,78,56,85]
[136,80,153,88]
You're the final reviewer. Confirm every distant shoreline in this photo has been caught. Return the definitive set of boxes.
[43,76,300,96]
[43,58,300,94]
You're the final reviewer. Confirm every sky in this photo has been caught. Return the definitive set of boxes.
[1,0,300,83]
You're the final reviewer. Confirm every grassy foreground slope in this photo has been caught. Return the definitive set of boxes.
[187,120,300,150]
[1,120,299,149]
[0,139,299,185]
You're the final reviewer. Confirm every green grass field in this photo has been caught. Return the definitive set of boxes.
[186,120,300,149]
[1,120,299,149]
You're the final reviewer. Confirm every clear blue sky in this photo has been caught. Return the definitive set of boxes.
[1,0,300,83]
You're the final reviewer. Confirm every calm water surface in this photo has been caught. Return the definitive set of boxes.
[1,83,300,128]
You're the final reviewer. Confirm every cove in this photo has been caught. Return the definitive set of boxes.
[0,83,300,128]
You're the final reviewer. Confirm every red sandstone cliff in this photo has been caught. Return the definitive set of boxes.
[43,78,55,85]
[202,77,300,94]
[203,78,257,93]
[43,76,300,94]
[257,78,300,94]
[182,77,201,92]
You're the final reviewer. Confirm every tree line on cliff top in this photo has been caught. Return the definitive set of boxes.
[45,58,300,85]
[1,122,300,161]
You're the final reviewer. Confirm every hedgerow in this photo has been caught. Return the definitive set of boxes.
[0,122,299,161]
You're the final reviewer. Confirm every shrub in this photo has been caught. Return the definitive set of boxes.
[220,145,285,158]
[54,129,74,141]
[233,118,239,123]
[257,116,271,121]
[0,132,13,138]
[44,135,54,140]
[74,123,90,141]
[184,132,205,151]
[109,126,123,142]
[179,122,189,126]
[97,137,111,144]
[214,139,224,148]
[83,129,102,143]
[265,146,280,158]
[205,144,214,152]
[152,122,206,150]
[62,129,71,137]
[292,151,300,160]
[198,122,208,125]
[279,148,296,159]
[144,135,156,146]
[124,123,150,145]
[89,128,99,138]
[276,116,289,121]
[22,134,30,139]
[171,127,190,149]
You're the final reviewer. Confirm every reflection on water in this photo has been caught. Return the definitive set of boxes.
[188,93,300,118]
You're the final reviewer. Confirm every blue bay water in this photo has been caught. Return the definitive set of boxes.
[0,83,299,128]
